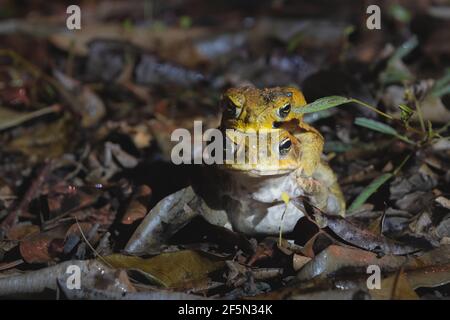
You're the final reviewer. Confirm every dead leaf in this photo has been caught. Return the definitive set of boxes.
[49,24,210,68]
[406,264,450,289]
[299,200,420,255]
[104,250,224,288]
[248,237,277,266]
[105,142,138,168]
[435,196,450,210]
[65,222,93,239]
[7,116,74,161]
[370,270,419,300]
[6,223,40,240]
[125,187,201,254]
[433,215,450,240]
[293,254,311,271]
[121,185,152,225]
[19,232,64,264]
[53,70,106,127]
[297,245,450,281]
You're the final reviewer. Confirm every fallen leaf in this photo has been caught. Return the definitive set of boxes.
[435,196,450,210]
[53,70,106,127]
[298,200,420,255]
[6,223,40,240]
[297,245,450,281]
[293,254,311,271]
[7,115,74,161]
[125,186,201,254]
[370,270,419,300]
[104,250,224,288]
[19,232,64,264]
[121,185,152,225]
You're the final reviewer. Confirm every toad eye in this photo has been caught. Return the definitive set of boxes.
[277,103,291,118]
[222,98,242,118]
[278,138,292,156]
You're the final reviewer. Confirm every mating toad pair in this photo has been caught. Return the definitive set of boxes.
[207,86,345,235]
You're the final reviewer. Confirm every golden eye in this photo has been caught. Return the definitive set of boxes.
[277,103,291,118]
[222,98,241,118]
[278,138,292,156]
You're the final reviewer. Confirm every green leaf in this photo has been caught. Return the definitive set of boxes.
[388,3,412,23]
[354,117,398,136]
[390,36,418,62]
[293,96,352,114]
[324,141,352,153]
[122,18,134,32]
[431,85,450,98]
[431,68,450,97]
[398,104,414,123]
[348,173,393,213]
[179,15,192,29]
[379,37,418,85]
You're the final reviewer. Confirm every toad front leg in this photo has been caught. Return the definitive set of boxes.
[292,124,324,177]
[295,161,346,216]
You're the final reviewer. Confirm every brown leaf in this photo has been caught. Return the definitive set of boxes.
[293,254,312,271]
[370,270,419,300]
[6,116,74,161]
[435,196,450,210]
[125,187,200,254]
[7,224,40,240]
[406,264,450,290]
[297,245,450,281]
[45,183,99,219]
[19,233,64,263]
[65,222,93,239]
[298,199,420,255]
[53,70,106,127]
[248,237,277,266]
[104,250,224,288]
[121,185,152,225]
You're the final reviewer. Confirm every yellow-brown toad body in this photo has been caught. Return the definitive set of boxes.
[198,86,345,235]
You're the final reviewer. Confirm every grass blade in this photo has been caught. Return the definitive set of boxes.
[354,117,398,136]
[431,68,450,97]
[348,173,393,213]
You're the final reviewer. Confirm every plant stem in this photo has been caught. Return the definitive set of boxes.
[351,98,394,120]
[414,98,426,133]
[395,134,416,145]
[436,121,450,134]
[393,153,412,175]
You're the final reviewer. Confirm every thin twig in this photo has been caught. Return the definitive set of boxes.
[1,160,52,232]
[75,218,113,268]
[351,98,394,120]
[0,259,24,271]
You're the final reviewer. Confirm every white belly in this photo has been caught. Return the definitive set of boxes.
[222,170,305,235]
[232,201,305,234]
